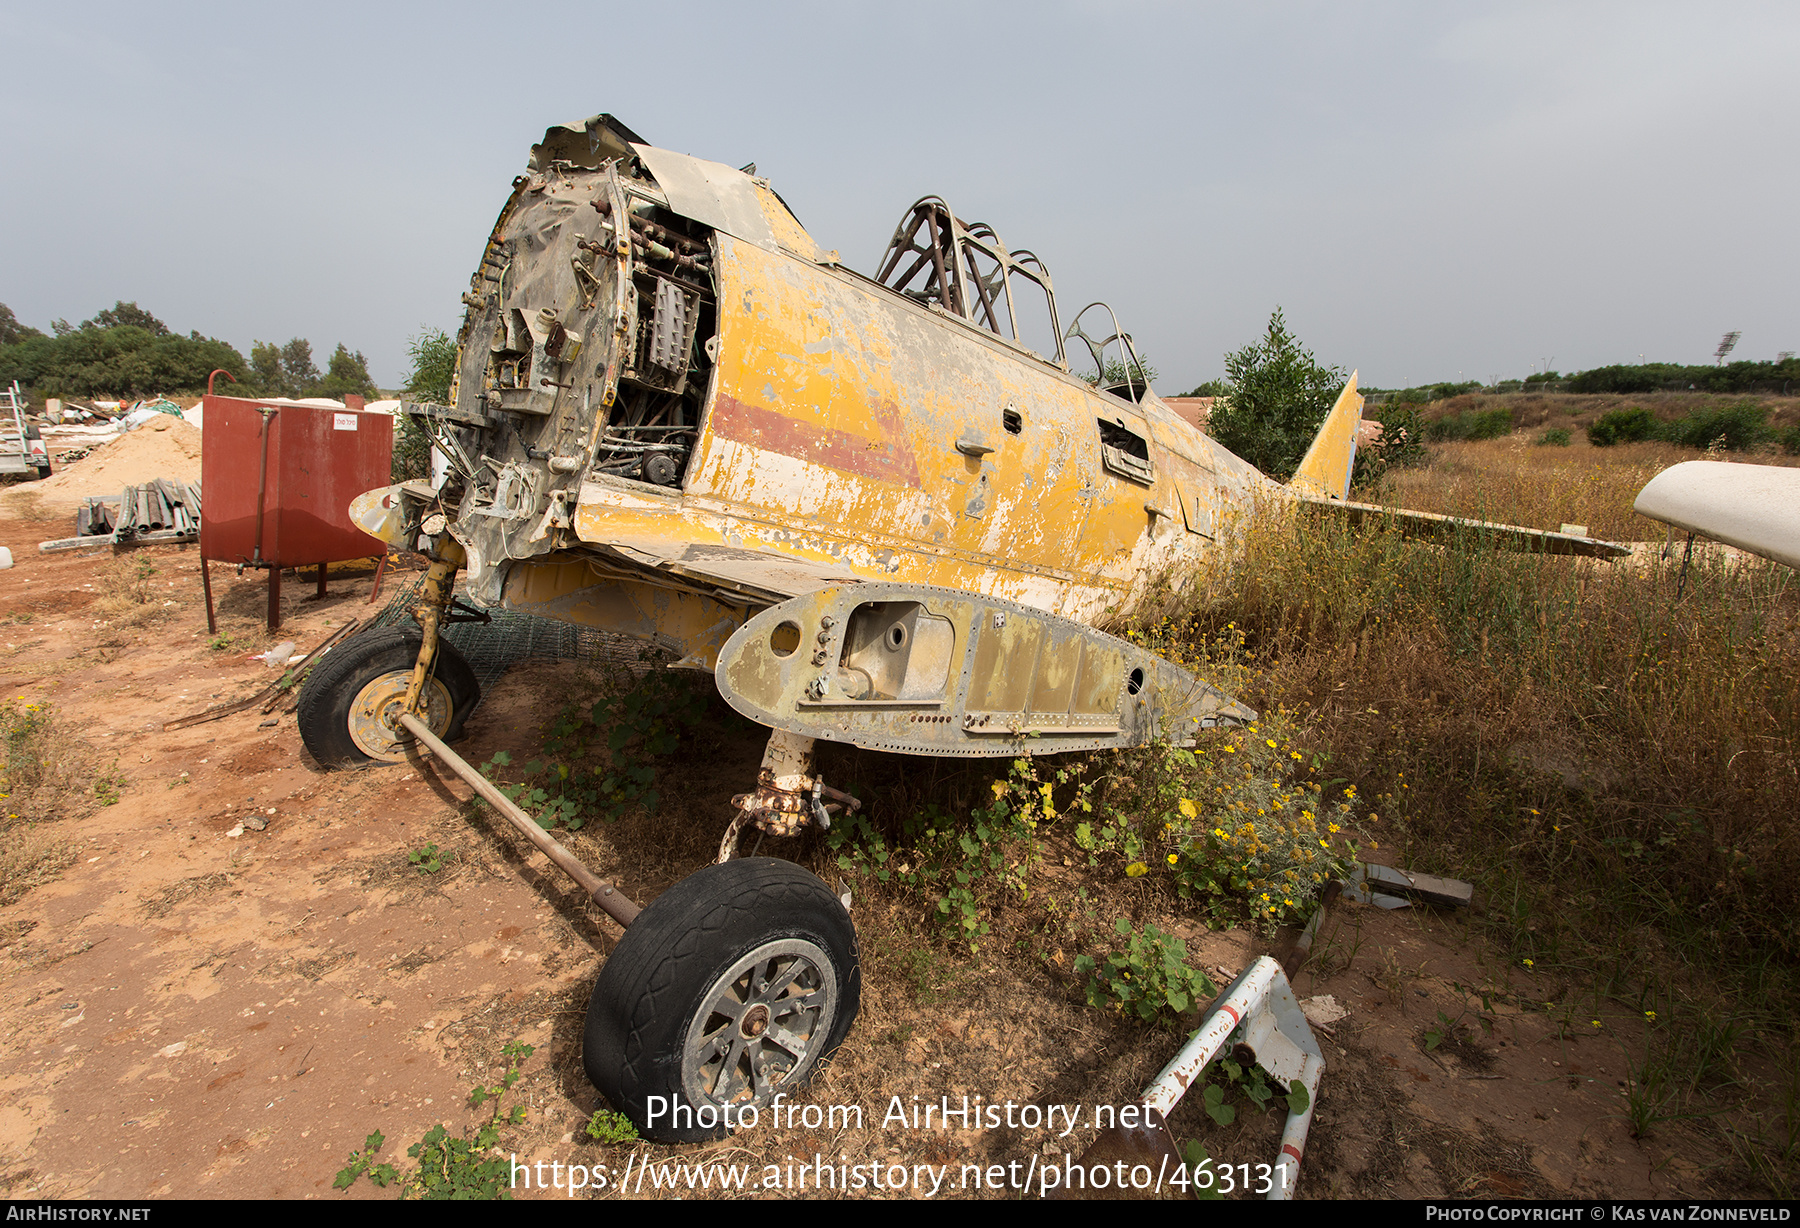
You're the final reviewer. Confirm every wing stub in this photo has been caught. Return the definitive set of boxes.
[714,582,1254,758]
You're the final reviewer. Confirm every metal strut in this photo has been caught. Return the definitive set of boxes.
[399,711,641,928]
[721,730,861,860]
[400,539,465,718]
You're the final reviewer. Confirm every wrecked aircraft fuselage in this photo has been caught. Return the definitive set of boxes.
[304,112,1620,1156]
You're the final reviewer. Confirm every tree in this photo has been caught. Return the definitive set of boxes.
[317,344,376,399]
[281,339,320,395]
[404,327,457,404]
[0,304,42,347]
[249,341,288,396]
[82,301,170,335]
[0,325,248,397]
[1204,308,1346,482]
[394,327,457,481]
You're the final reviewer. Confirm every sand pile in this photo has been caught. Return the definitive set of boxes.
[8,415,203,516]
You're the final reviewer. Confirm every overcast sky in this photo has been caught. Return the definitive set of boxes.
[4,1,1795,392]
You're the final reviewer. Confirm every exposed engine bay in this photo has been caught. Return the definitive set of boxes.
[402,115,732,605]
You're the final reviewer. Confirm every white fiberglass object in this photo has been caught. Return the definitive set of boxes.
[1634,460,1800,571]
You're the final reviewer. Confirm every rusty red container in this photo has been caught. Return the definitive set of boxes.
[199,395,392,629]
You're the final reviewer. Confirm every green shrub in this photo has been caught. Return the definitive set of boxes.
[1666,400,1767,452]
[1587,406,1659,446]
[392,415,432,482]
[1353,403,1427,488]
[1426,407,1513,442]
[1536,428,1571,447]
[1778,425,1800,455]
[1205,308,1348,481]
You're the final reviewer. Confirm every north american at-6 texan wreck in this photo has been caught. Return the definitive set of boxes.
[295,112,1627,1152]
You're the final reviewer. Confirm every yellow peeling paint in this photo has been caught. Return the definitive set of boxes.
[573,230,1278,623]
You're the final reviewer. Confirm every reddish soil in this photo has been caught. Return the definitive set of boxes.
[0,513,1750,1200]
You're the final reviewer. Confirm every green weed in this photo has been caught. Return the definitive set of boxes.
[1071,659,1361,931]
[584,1109,639,1144]
[335,1040,535,1200]
[1075,918,1213,1025]
[1423,981,1499,1052]
[1177,1139,1227,1200]
[478,670,707,830]
[828,757,1049,949]
[93,764,126,806]
[407,843,453,874]
[1201,1057,1311,1126]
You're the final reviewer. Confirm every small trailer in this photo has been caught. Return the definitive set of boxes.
[0,383,52,480]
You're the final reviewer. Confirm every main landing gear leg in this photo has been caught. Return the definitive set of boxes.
[719,730,861,862]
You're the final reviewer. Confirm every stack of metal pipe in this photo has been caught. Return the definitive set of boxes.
[75,479,202,543]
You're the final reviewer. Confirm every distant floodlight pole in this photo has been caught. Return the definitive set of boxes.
[1715,331,1741,365]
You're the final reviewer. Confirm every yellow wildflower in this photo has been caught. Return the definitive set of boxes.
[1178,797,1197,819]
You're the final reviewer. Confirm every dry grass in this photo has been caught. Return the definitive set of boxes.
[0,487,50,522]
[1143,449,1800,1191]
[0,700,107,906]
[90,553,177,630]
[1416,390,1800,437]
[1171,497,1800,959]
[1369,437,1798,542]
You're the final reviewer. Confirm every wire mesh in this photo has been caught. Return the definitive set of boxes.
[368,572,660,692]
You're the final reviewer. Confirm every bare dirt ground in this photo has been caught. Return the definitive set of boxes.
[0,511,1750,1200]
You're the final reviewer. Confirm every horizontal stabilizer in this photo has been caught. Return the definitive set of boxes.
[1294,495,1631,559]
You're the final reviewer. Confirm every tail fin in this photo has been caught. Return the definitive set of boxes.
[1288,371,1363,501]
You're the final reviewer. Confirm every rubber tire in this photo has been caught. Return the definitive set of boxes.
[584,857,860,1143]
[295,627,480,767]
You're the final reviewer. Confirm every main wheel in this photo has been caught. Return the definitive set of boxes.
[584,857,859,1143]
[295,627,480,767]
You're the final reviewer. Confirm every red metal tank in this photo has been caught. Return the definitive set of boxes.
[199,394,391,630]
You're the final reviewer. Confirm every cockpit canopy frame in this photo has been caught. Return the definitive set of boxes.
[874,196,1066,368]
